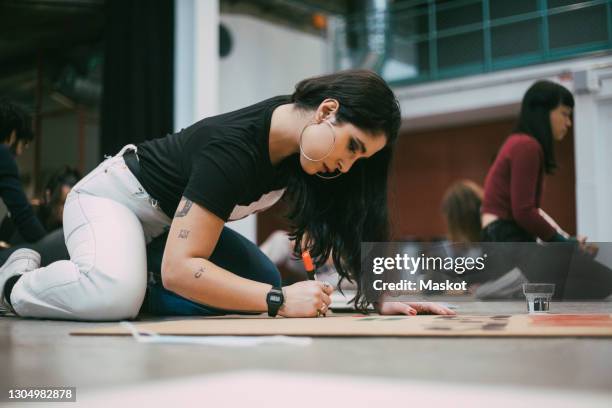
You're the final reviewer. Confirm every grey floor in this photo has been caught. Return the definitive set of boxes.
[1,301,612,397]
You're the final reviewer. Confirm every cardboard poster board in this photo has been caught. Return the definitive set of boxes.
[72,314,612,337]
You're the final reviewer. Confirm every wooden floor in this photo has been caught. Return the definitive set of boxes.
[1,301,611,404]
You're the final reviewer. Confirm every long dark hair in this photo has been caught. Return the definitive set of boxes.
[283,69,401,311]
[514,80,574,174]
[441,180,483,243]
[0,98,34,145]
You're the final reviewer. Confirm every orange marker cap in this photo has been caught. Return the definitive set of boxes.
[301,250,315,272]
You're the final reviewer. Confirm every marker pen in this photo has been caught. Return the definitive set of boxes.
[301,250,316,280]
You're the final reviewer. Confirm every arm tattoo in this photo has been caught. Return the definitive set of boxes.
[194,266,205,279]
[178,229,190,239]
[175,199,193,218]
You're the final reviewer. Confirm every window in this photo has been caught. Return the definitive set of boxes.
[334,0,612,84]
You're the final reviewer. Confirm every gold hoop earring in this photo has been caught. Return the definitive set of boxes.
[299,120,336,162]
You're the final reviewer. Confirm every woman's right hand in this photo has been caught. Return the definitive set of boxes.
[279,280,334,317]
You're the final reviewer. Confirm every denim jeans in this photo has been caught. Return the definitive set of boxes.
[143,227,281,316]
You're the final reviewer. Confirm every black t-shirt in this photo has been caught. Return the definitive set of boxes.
[137,95,291,221]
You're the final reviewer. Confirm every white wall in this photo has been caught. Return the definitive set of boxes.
[218,14,327,113]
[574,66,612,242]
[394,54,612,241]
[174,4,327,242]
[174,0,219,132]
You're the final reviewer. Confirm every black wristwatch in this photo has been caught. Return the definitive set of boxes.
[266,286,284,317]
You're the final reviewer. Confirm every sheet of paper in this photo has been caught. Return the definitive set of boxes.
[119,321,312,347]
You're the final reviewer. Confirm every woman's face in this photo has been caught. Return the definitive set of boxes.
[550,104,572,142]
[299,100,387,177]
[299,120,387,177]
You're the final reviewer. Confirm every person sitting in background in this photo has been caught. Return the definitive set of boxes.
[0,98,46,243]
[0,166,81,266]
[440,179,528,299]
[441,178,570,245]
[477,78,608,299]
[440,178,609,299]
[480,80,581,244]
[0,166,81,244]
[441,180,483,244]
[36,166,81,231]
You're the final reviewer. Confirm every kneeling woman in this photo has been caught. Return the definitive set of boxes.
[0,70,453,320]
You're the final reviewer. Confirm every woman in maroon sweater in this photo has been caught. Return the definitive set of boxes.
[481,80,574,242]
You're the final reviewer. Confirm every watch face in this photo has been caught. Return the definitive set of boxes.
[267,288,283,317]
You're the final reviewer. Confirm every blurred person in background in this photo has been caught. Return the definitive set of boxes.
[0,166,81,266]
[440,179,527,299]
[441,180,483,244]
[36,166,81,232]
[480,80,582,244]
[479,82,608,299]
[0,98,46,244]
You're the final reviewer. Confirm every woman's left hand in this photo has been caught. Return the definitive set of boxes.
[377,301,456,316]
